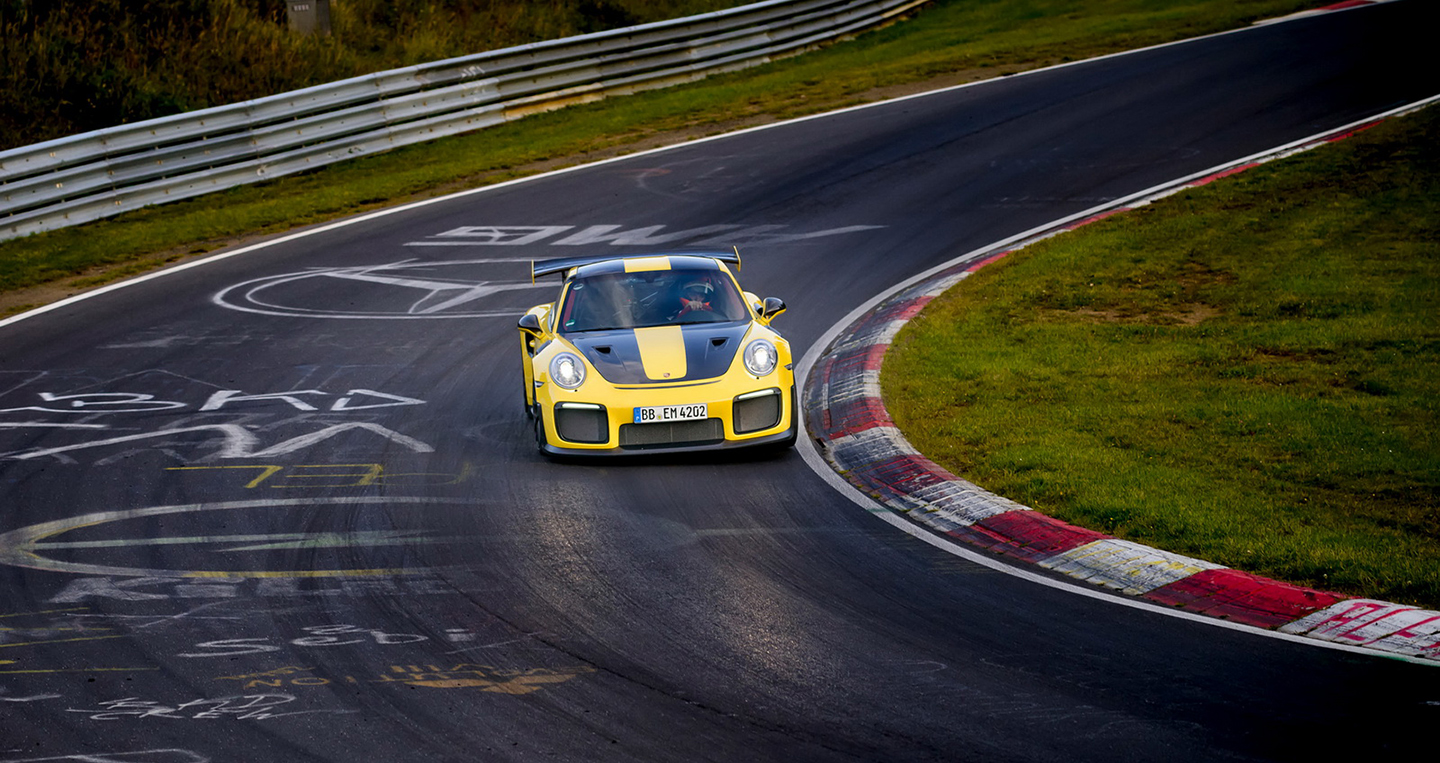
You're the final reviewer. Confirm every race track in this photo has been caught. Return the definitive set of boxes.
[1,3,1436,761]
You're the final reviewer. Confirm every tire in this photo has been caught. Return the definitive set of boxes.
[533,409,548,454]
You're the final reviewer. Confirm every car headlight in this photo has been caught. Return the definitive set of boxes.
[549,352,587,390]
[743,339,778,376]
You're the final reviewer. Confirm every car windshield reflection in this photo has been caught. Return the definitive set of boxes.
[558,268,750,333]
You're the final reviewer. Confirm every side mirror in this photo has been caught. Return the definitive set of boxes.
[760,297,786,320]
[517,313,543,334]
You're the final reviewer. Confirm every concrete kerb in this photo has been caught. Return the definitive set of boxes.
[796,95,1440,665]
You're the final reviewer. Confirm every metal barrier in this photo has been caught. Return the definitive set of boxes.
[0,0,926,241]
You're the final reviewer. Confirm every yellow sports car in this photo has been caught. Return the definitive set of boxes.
[518,251,796,456]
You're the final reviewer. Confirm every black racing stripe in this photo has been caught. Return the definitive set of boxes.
[570,330,648,385]
[681,322,747,381]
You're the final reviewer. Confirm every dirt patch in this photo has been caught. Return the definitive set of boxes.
[1047,304,1221,326]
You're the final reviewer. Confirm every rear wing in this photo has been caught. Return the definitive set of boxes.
[531,249,740,282]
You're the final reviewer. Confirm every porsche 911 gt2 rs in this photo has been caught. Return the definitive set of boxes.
[518,251,796,456]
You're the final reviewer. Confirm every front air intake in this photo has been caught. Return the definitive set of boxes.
[554,404,608,444]
[733,389,781,434]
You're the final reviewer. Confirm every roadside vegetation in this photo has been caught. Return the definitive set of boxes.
[0,0,1317,312]
[883,106,1440,609]
[0,0,748,150]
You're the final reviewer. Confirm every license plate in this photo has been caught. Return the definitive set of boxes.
[633,403,707,424]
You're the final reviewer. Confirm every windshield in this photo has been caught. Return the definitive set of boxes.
[558,267,750,333]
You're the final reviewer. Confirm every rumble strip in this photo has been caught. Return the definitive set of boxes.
[798,96,1440,665]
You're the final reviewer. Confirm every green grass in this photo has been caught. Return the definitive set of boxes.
[883,107,1440,609]
[0,0,1318,307]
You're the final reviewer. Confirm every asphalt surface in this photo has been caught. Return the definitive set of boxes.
[1,3,1437,761]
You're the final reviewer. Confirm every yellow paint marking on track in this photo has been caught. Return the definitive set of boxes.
[168,465,284,488]
[0,634,128,648]
[169,463,476,489]
[0,667,159,674]
[183,568,419,579]
[270,464,385,487]
[0,607,90,619]
[215,666,315,682]
[634,325,687,380]
[623,256,671,273]
[230,663,597,694]
[0,626,111,632]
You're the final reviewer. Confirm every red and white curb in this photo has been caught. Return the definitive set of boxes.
[1254,0,1400,26]
[799,95,1440,664]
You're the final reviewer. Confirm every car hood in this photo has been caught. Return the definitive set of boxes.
[566,322,751,385]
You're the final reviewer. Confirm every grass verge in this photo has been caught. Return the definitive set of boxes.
[882,106,1440,609]
[0,0,1317,315]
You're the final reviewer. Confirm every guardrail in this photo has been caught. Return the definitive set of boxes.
[0,0,926,242]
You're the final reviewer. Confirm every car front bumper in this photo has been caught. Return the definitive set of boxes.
[536,383,796,457]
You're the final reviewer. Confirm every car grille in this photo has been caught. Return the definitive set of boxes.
[619,418,724,449]
[733,391,781,434]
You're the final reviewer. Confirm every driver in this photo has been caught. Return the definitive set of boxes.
[672,276,715,320]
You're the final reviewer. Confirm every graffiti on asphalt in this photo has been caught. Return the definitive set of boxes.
[65,693,354,722]
[1,750,210,763]
[215,663,595,694]
[0,388,425,416]
[0,373,432,465]
[179,625,449,657]
[0,497,466,580]
[406,223,886,247]
[213,222,884,319]
[4,422,434,464]
[44,575,458,603]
